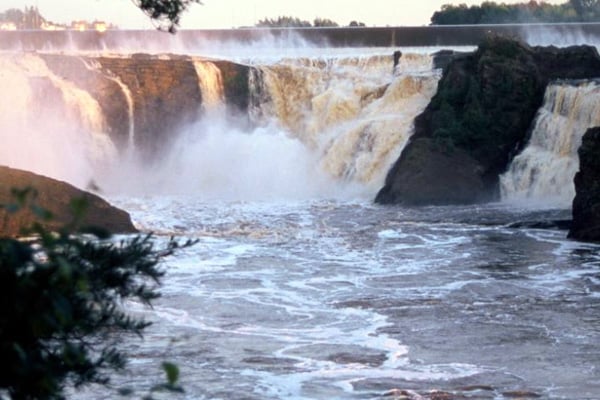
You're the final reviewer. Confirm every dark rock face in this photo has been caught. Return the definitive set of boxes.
[569,127,600,242]
[0,166,137,237]
[376,36,600,206]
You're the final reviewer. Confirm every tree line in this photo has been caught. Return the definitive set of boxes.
[430,0,600,24]
[255,16,365,28]
[0,6,48,29]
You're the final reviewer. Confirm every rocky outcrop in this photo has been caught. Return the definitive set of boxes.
[569,127,600,242]
[376,35,600,205]
[0,166,137,237]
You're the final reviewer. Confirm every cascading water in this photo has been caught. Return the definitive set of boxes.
[103,51,439,200]
[0,52,116,188]
[192,59,225,112]
[500,80,600,207]
[249,53,439,192]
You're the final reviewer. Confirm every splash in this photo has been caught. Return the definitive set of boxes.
[102,117,360,201]
[1,49,439,201]
[500,80,600,207]
[0,53,116,188]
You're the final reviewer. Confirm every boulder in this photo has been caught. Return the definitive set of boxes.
[569,127,600,242]
[0,166,137,237]
[376,35,600,205]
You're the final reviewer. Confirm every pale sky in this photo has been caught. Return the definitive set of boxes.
[2,0,567,29]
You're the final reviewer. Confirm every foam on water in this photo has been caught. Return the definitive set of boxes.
[92,197,600,399]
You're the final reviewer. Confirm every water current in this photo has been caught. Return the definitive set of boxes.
[71,196,599,400]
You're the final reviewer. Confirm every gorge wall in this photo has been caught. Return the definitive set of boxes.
[569,127,600,242]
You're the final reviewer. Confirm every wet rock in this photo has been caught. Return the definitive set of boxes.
[0,166,137,237]
[569,127,600,242]
[502,390,542,398]
[376,35,600,206]
[327,351,387,367]
[431,49,468,70]
[382,389,466,400]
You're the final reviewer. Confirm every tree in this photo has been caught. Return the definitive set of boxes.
[0,192,194,399]
[570,0,600,19]
[430,0,599,24]
[255,16,312,27]
[0,6,46,29]
[313,17,339,27]
[348,20,366,27]
[131,0,202,32]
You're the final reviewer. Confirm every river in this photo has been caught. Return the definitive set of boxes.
[72,196,599,400]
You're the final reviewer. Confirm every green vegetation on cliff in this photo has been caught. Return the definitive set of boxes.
[429,36,542,167]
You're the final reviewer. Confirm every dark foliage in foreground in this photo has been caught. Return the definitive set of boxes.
[0,195,194,399]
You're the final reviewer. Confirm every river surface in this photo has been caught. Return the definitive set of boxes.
[74,197,600,400]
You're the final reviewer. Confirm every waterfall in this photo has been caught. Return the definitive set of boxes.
[192,59,225,112]
[0,53,116,188]
[250,53,439,191]
[0,50,439,199]
[80,57,136,151]
[500,80,600,207]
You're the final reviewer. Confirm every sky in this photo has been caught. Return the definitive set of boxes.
[2,0,567,29]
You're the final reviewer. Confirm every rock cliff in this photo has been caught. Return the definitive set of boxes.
[0,166,137,237]
[376,36,600,205]
[39,54,252,159]
[569,127,600,242]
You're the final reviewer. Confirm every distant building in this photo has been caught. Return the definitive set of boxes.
[92,21,108,32]
[71,20,88,31]
[41,21,66,31]
[0,22,16,30]
[69,20,111,32]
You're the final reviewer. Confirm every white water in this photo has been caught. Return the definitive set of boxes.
[0,52,116,188]
[192,59,225,112]
[501,80,600,207]
[249,53,438,192]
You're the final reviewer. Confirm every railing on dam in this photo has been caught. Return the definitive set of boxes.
[1,23,600,50]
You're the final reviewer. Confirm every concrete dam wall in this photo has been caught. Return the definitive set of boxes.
[2,23,600,50]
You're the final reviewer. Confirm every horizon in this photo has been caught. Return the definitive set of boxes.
[1,0,568,30]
